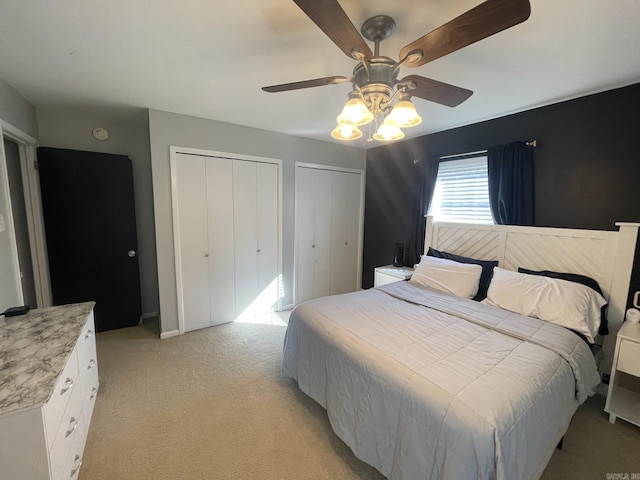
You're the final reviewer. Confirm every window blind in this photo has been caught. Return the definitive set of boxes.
[428,156,493,224]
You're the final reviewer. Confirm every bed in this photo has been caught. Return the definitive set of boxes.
[282,217,640,479]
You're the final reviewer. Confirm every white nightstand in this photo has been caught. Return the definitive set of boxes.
[605,321,640,427]
[374,265,415,287]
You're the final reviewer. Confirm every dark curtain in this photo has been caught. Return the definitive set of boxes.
[487,141,535,225]
[408,155,438,266]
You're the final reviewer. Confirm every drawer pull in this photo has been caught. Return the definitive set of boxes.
[84,329,94,339]
[90,387,98,400]
[70,454,82,477]
[87,359,96,370]
[60,377,74,395]
[65,417,78,438]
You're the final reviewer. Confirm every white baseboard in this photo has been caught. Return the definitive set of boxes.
[160,330,180,340]
[281,304,294,311]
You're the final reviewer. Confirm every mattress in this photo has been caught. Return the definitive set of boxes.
[281,281,600,480]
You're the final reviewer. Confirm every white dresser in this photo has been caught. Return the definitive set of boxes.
[605,320,640,428]
[374,265,415,287]
[0,302,98,480]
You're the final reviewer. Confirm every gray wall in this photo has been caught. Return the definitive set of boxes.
[149,109,366,335]
[0,76,38,311]
[0,76,38,140]
[4,138,37,308]
[0,139,22,310]
[37,108,159,316]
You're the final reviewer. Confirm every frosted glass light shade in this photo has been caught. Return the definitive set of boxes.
[387,99,422,127]
[373,122,404,141]
[331,124,363,140]
[337,97,374,126]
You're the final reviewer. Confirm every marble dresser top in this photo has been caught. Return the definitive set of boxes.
[0,302,95,416]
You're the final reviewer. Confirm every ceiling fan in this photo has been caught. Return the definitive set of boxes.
[262,0,531,142]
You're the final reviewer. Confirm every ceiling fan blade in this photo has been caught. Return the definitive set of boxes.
[401,75,473,107]
[399,0,531,67]
[293,0,373,60]
[262,76,350,93]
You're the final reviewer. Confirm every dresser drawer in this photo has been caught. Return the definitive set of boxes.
[77,315,97,367]
[618,339,640,377]
[375,271,402,287]
[78,314,99,436]
[62,410,86,480]
[49,376,83,480]
[65,451,83,480]
[77,344,98,379]
[43,349,79,449]
[81,363,99,420]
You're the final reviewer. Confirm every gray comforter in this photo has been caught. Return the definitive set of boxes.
[282,281,600,480]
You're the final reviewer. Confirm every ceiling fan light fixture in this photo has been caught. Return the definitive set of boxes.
[387,98,422,128]
[373,120,405,141]
[331,123,363,140]
[337,94,374,126]
[265,0,531,143]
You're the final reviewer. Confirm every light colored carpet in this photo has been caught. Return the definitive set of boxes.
[80,316,640,480]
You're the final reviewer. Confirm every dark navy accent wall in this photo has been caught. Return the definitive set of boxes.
[363,82,640,303]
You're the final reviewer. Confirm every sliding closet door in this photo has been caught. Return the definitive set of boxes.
[233,160,259,319]
[295,166,336,304]
[174,154,211,331]
[256,162,279,313]
[173,150,281,332]
[329,170,362,295]
[294,167,314,304]
[206,157,235,326]
[233,160,279,318]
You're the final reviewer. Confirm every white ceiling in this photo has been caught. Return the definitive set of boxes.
[1,0,639,148]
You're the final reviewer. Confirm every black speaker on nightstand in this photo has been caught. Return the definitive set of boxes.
[393,243,404,267]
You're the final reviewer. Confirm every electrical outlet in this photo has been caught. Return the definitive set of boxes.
[602,373,610,385]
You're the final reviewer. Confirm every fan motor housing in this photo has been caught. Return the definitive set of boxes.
[352,57,398,112]
[353,57,398,86]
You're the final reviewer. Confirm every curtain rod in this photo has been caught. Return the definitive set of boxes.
[439,140,537,160]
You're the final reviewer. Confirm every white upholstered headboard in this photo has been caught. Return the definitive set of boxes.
[424,215,640,373]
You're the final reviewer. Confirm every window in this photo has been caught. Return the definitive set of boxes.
[428,156,493,224]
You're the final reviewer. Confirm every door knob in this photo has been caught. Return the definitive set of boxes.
[128,250,136,258]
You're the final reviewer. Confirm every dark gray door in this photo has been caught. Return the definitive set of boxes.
[37,147,142,331]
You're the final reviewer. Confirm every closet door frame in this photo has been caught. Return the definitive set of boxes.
[293,162,365,305]
[170,146,283,335]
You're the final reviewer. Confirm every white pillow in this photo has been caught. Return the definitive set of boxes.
[482,267,607,342]
[410,255,482,299]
